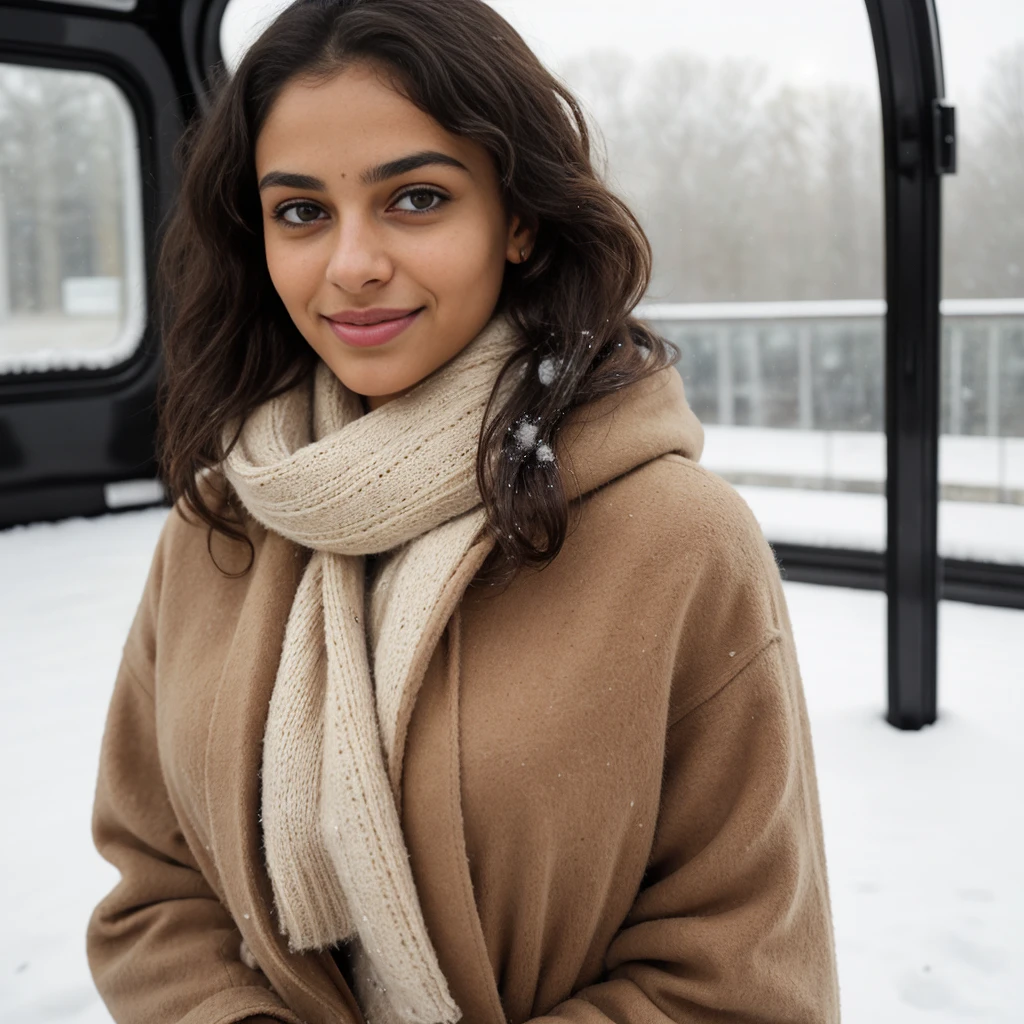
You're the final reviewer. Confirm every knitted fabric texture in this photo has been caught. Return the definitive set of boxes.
[221,314,520,1024]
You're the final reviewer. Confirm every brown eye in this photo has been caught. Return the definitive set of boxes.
[393,188,446,213]
[277,202,324,225]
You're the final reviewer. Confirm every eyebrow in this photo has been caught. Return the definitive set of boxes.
[258,150,470,193]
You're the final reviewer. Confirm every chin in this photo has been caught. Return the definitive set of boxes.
[325,359,421,405]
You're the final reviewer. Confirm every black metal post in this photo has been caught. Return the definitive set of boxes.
[863,0,951,729]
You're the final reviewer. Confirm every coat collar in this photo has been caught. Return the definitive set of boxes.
[558,363,703,500]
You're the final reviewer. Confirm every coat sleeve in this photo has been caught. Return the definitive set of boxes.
[86,514,306,1024]
[527,590,840,1021]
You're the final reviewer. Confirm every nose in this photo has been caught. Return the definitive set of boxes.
[323,214,394,294]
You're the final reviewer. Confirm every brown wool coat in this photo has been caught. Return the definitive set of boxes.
[87,370,841,1024]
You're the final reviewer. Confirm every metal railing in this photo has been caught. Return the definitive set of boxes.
[638,298,1024,440]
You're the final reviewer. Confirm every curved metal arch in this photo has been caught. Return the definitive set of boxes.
[180,0,231,110]
[864,0,949,728]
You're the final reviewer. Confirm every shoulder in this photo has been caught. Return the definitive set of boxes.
[123,470,303,686]
[158,469,266,566]
[588,452,779,591]
[136,470,275,632]
[585,454,788,722]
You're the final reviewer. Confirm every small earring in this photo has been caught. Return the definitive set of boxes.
[519,247,528,263]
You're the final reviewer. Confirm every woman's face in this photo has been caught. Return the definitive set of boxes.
[255,62,532,409]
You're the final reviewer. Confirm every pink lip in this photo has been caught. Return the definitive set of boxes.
[324,308,423,347]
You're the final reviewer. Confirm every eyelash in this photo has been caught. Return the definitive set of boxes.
[270,186,450,228]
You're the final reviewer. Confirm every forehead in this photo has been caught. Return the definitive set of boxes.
[255,63,474,174]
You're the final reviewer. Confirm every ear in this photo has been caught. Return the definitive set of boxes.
[505,211,537,264]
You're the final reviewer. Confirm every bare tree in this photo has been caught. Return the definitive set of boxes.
[0,64,127,314]
[944,41,1024,298]
[557,50,883,303]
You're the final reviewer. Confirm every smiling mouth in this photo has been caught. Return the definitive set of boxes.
[323,307,424,347]
[326,306,423,325]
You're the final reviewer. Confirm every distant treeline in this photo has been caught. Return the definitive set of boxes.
[560,42,1024,303]
[0,64,128,316]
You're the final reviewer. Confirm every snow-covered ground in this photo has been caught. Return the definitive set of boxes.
[1,507,1022,1022]
[703,425,1024,496]
[732,484,1024,566]
[702,426,1024,564]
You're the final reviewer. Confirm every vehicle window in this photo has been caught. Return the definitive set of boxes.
[0,62,145,375]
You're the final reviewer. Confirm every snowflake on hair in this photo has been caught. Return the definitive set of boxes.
[538,356,562,386]
[507,417,557,466]
[513,419,539,451]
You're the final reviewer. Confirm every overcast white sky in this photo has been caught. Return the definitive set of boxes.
[221,0,1023,102]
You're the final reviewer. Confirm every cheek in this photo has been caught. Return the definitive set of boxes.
[411,211,507,295]
[264,238,323,314]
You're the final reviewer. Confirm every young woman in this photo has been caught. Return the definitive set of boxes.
[87,1,840,1022]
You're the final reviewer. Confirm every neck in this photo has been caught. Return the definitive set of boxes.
[362,387,408,412]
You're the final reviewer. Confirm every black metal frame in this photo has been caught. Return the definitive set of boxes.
[775,545,1024,612]
[940,560,1024,610]
[864,0,944,728]
[773,544,886,593]
[180,0,231,106]
[0,1,185,526]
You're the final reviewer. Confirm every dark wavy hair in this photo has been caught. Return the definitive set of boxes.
[156,0,676,581]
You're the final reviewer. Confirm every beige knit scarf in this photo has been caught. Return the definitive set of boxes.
[222,314,520,1024]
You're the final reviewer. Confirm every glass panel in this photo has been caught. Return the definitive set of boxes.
[938,4,1024,565]
[0,63,145,374]
[219,0,886,551]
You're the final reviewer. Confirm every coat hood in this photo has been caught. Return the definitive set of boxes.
[558,364,704,500]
